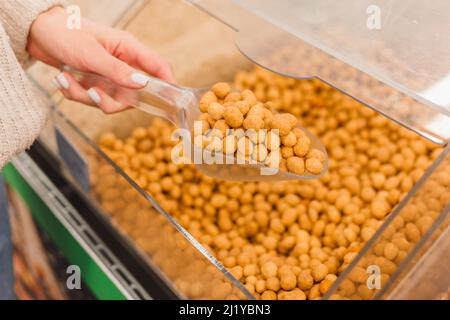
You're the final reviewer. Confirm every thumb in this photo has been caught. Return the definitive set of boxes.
[79,43,149,89]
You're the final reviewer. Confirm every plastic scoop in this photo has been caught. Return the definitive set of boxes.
[63,69,328,181]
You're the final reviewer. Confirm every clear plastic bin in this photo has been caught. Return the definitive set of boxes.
[50,108,251,299]
[324,147,450,299]
[38,0,253,299]
[192,0,450,144]
[36,0,450,299]
[387,215,450,300]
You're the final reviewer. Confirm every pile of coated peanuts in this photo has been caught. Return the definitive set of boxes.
[195,82,325,175]
[95,66,443,300]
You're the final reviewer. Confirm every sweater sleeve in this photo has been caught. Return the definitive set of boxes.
[0,0,63,65]
[0,24,49,168]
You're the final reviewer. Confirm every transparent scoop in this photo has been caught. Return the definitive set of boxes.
[64,69,328,181]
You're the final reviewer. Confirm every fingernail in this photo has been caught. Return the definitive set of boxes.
[52,78,61,89]
[87,88,101,105]
[130,72,150,86]
[56,73,70,89]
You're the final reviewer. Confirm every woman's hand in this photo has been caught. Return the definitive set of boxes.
[27,6,175,113]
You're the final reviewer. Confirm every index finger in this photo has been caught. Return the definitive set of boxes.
[126,37,176,83]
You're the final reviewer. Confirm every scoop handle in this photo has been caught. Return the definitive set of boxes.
[61,67,189,126]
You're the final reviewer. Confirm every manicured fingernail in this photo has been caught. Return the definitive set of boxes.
[56,73,70,89]
[52,78,61,89]
[87,88,101,105]
[130,72,150,86]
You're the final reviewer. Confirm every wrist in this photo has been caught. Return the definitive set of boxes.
[28,6,66,52]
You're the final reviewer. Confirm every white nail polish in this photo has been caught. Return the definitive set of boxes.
[87,88,101,105]
[56,73,70,89]
[130,73,150,86]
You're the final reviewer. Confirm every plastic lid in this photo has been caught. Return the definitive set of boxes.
[190,0,450,144]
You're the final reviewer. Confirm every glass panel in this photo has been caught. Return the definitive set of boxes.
[324,146,450,299]
[387,219,450,299]
[52,109,251,300]
[191,0,450,144]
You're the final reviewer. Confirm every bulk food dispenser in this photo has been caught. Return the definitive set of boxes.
[10,0,449,299]
[188,0,450,300]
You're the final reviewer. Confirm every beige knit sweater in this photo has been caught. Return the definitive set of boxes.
[0,0,62,169]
